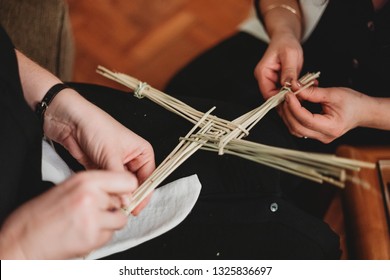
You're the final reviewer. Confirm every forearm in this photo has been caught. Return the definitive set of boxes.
[16,50,62,111]
[0,227,26,259]
[257,0,302,40]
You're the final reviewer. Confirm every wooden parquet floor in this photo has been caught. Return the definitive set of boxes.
[66,0,252,90]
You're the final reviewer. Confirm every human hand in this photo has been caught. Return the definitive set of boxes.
[0,171,138,259]
[43,89,155,184]
[280,86,368,143]
[254,31,303,100]
[16,50,154,182]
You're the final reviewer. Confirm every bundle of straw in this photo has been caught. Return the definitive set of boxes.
[96,66,375,213]
[122,109,215,214]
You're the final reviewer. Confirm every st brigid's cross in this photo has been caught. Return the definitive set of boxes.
[97,66,374,214]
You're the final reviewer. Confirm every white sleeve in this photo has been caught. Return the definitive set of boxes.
[239,0,329,43]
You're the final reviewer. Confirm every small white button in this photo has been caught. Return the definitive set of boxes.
[270,202,278,212]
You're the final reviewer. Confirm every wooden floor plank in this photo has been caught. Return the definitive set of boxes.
[66,0,252,89]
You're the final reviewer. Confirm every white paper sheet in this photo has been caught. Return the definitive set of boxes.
[85,174,201,259]
[42,140,74,183]
[41,140,201,259]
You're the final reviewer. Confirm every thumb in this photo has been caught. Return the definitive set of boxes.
[297,86,329,104]
[281,67,298,87]
[280,53,302,87]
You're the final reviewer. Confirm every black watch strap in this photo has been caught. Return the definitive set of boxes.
[35,83,69,125]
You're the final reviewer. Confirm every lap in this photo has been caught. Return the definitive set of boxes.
[56,82,341,259]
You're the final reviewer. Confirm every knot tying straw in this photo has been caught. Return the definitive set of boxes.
[134,82,149,99]
[281,85,293,93]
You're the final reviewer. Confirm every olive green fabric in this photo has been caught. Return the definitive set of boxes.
[0,0,74,81]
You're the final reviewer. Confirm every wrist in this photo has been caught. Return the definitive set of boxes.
[269,26,301,41]
[359,96,390,130]
[260,1,302,40]
[35,83,70,127]
[43,88,82,132]
[266,18,302,41]
[0,227,27,259]
[43,88,99,140]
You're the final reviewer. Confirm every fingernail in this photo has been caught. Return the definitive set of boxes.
[284,78,292,87]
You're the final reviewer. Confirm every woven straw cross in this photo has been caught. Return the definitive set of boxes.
[97,66,374,214]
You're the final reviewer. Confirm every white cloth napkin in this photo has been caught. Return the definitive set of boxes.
[41,140,202,259]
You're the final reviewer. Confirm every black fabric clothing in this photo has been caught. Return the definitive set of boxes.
[0,26,46,225]
[0,24,341,259]
[301,0,390,96]
[106,197,339,259]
